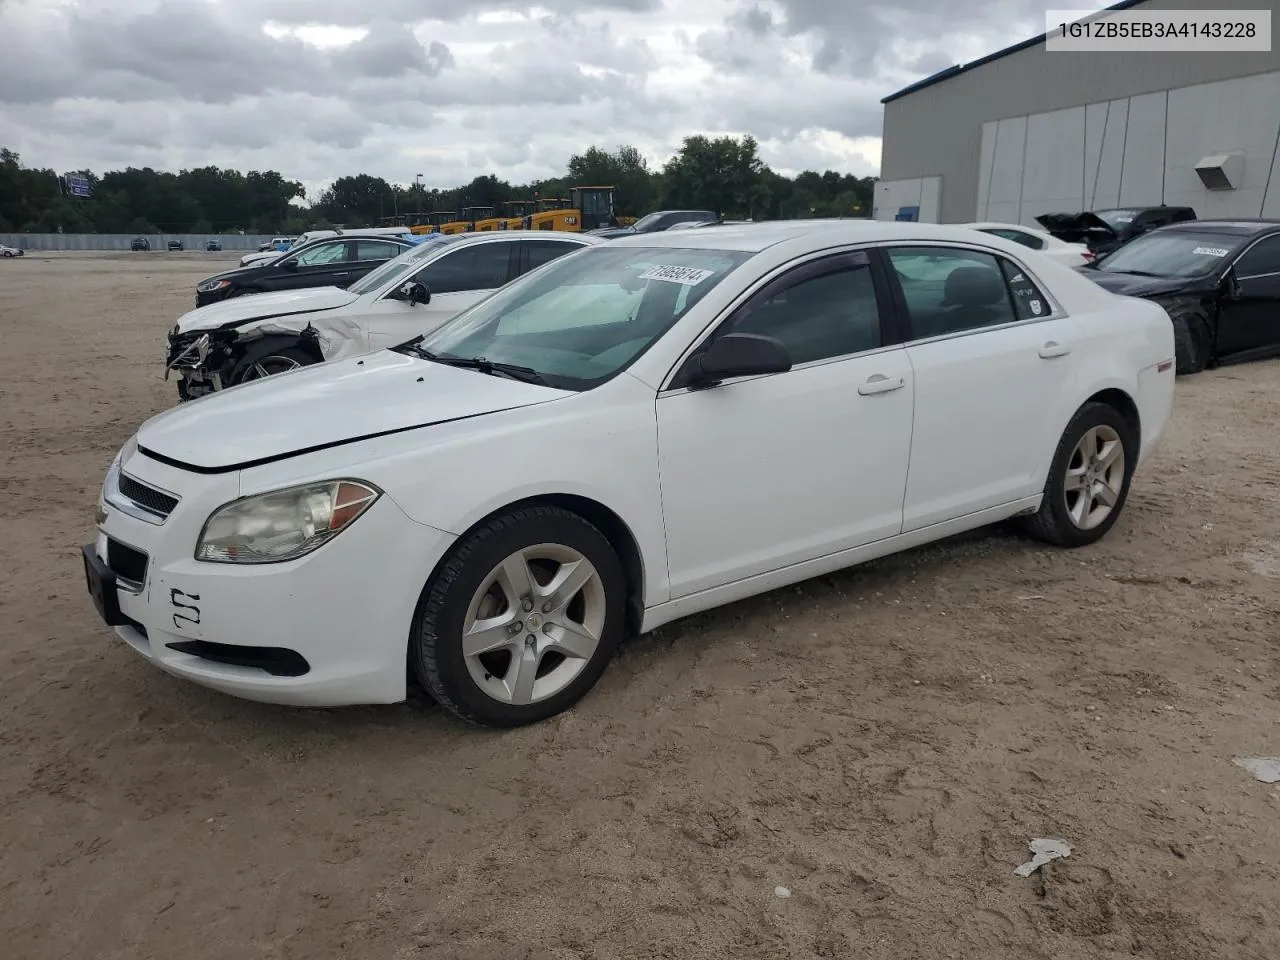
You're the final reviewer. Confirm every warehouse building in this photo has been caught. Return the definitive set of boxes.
[874,0,1280,225]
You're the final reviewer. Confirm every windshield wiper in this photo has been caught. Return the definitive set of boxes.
[394,340,546,385]
[1106,269,1165,278]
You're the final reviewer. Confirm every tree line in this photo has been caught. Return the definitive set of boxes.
[0,136,876,235]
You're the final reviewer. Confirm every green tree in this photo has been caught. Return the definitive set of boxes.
[661,135,768,219]
[567,144,655,217]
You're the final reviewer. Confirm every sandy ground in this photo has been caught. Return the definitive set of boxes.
[2,250,1280,960]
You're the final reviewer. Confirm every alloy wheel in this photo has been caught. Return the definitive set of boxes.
[1064,424,1125,530]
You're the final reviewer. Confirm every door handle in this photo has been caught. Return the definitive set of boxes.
[331,272,349,277]
[857,374,906,396]
[1038,341,1071,359]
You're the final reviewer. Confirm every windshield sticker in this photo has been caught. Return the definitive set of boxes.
[1030,299,1043,315]
[1113,216,1134,223]
[1192,246,1230,257]
[638,264,715,286]
[1010,272,1025,283]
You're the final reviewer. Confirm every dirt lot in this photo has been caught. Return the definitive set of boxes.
[2,250,1280,960]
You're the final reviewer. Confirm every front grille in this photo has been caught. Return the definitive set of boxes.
[106,538,148,586]
[166,332,205,368]
[118,473,178,517]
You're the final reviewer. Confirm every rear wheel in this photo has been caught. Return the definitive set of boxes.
[1019,401,1136,548]
[410,505,626,727]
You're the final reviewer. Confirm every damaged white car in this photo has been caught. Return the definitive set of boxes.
[164,231,601,400]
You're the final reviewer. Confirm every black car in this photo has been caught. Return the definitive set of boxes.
[193,232,420,306]
[1079,219,1280,374]
[168,239,184,251]
[130,237,150,251]
[1037,205,1197,257]
[588,209,719,239]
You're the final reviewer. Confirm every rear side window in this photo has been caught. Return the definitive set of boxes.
[415,242,513,294]
[523,240,583,273]
[888,247,1019,339]
[998,260,1051,320]
[982,228,1044,250]
[355,240,403,261]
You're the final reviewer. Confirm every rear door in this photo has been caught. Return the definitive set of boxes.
[263,239,356,292]
[883,244,1083,531]
[348,239,407,286]
[1219,234,1280,356]
[365,240,517,350]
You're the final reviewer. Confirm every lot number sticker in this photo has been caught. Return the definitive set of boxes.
[1192,246,1230,257]
[638,264,714,286]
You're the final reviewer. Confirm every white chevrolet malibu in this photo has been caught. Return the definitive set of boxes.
[83,221,1176,727]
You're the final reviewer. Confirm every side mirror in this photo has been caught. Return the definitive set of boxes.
[280,259,298,271]
[689,333,791,388]
[1223,269,1241,300]
[399,281,431,306]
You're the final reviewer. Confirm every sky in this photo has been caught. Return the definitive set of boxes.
[0,0,1112,199]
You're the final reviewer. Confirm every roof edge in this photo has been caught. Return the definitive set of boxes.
[880,0,1148,104]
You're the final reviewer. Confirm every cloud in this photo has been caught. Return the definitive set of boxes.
[0,0,1114,191]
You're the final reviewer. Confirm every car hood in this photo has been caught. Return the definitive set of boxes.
[1035,212,1119,245]
[136,349,570,471]
[1081,270,1199,298]
[174,286,361,333]
[587,227,635,238]
[197,263,277,286]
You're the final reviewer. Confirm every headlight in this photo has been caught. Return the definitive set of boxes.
[196,480,381,564]
[197,279,231,293]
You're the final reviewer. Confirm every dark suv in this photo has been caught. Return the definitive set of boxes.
[588,209,719,239]
[130,237,150,251]
[1036,205,1196,256]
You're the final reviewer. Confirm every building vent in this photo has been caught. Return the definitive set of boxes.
[1195,152,1244,191]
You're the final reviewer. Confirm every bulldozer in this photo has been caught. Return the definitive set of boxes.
[524,186,618,232]
[498,200,539,230]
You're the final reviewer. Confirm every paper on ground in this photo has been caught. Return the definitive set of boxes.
[1014,838,1074,876]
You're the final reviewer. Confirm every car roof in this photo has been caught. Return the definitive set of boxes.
[605,218,1030,253]
[1158,219,1280,236]
[442,230,604,248]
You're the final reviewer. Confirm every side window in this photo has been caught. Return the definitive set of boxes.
[523,240,583,273]
[724,254,883,365]
[356,240,403,262]
[415,242,512,294]
[999,259,1052,320]
[888,247,1018,339]
[982,228,1043,250]
[293,240,351,266]
[1234,236,1280,278]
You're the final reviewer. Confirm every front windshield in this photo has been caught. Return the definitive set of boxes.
[416,244,753,390]
[1095,231,1238,278]
[347,234,455,294]
[630,213,665,231]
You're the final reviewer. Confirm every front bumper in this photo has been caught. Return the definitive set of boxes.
[84,447,457,706]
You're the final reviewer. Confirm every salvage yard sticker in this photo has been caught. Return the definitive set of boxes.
[1192,246,1230,257]
[638,264,715,285]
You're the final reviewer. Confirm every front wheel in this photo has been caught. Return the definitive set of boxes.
[411,505,627,727]
[1019,401,1137,548]
[233,346,315,384]
[1170,308,1211,375]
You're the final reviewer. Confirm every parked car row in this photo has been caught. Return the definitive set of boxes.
[88,219,1185,730]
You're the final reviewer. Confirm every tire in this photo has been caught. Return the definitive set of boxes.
[232,345,315,384]
[1170,307,1211,375]
[411,505,627,727]
[1019,401,1137,548]
[2,251,12,258]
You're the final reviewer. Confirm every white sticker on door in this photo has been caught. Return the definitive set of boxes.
[638,264,715,285]
[1030,299,1043,315]
[1192,246,1230,257]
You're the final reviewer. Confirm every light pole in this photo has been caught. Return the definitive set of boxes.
[415,173,424,218]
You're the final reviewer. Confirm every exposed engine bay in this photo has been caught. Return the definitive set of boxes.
[164,322,325,400]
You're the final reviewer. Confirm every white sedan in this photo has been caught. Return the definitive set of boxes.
[85,220,1175,727]
[1,243,24,257]
[165,231,600,400]
[961,221,1094,266]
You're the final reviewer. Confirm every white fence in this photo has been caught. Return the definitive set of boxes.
[0,233,278,252]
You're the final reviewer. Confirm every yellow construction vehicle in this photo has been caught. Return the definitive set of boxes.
[499,200,538,230]
[408,211,458,235]
[524,186,618,232]
[471,206,510,232]
[437,206,496,234]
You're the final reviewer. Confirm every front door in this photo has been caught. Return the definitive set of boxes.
[1218,234,1280,357]
[266,239,357,292]
[366,240,517,350]
[884,245,1083,531]
[656,250,915,598]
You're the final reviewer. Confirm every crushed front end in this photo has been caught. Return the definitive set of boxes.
[165,327,237,400]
